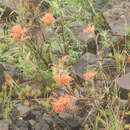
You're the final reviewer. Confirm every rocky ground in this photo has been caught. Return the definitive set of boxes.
[0,0,130,130]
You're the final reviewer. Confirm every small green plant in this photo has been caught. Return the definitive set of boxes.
[94,106,124,130]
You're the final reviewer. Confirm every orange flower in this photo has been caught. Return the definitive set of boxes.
[4,74,13,86]
[55,73,74,86]
[10,33,21,40]
[40,13,55,24]
[4,74,12,80]
[4,81,13,86]
[10,25,30,41]
[83,25,95,33]
[52,95,73,115]
[126,57,130,63]
[11,25,27,34]
[83,71,97,80]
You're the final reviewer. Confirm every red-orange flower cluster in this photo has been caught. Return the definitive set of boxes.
[55,73,74,86]
[4,74,13,86]
[10,25,30,41]
[40,13,55,24]
[126,57,130,63]
[83,25,95,33]
[83,71,97,80]
[52,95,73,115]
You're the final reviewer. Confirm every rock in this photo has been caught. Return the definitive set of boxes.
[28,26,56,43]
[120,88,129,99]
[28,120,36,126]
[24,107,43,122]
[0,120,11,130]
[32,112,84,130]
[103,1,130,36]
[109,0,126,6]
[69,22,95,43]
[10,105,44,129]
[73,52,98,78]
[32,119,50,130]
[73,52,116,78]
[87,38,97,54]
[68,22,97,54]
[117,73,130,90]
[9,120,30,130]
[117,99,128,108]
[117,73,130,99]
[88,0,125,15]
[5,64,24,82]
[69,22,85,35]
[59,113,84,129]
[125,64,130,73]
[15,104,31,117]
[10,107,84,130]
[93,0,111,12]
[0,64,5,86]
[32,114,54,130]
[5,64,17,78]
[52,88,67,96]
[3,64,28,84]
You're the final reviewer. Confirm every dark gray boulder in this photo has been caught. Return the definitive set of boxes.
[0,64,5,86]
[103,1,130,36]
